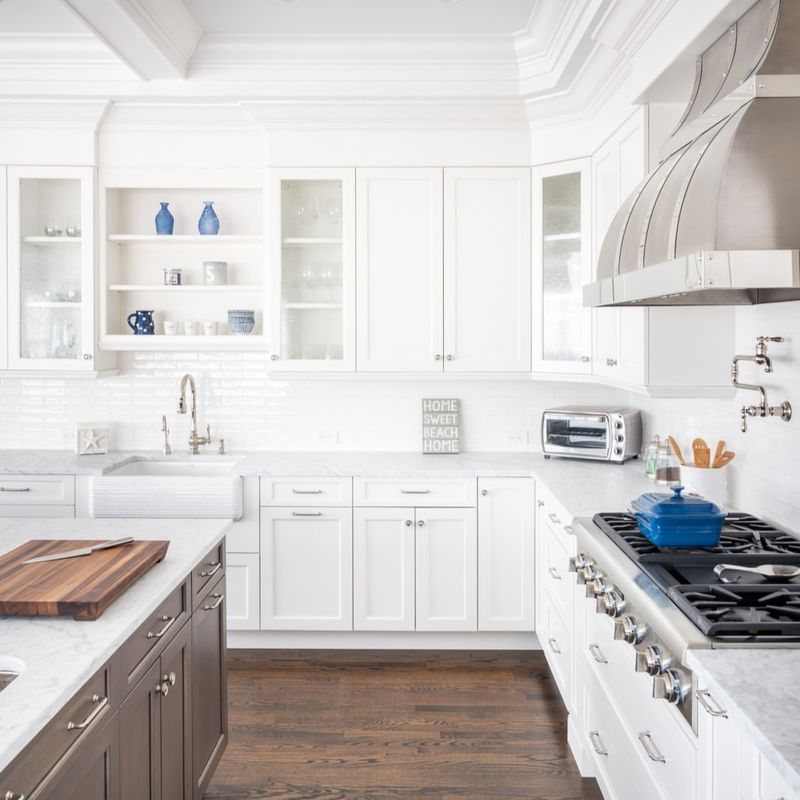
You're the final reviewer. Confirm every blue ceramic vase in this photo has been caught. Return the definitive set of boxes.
[127,310,155,335]
[198,201,219,235]
[155,202,174,235]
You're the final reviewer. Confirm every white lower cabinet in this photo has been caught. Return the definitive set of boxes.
[415,507,477,631]
[477,477,534,631]
[226,552,260,630]
[260,507,353,630]
[353,508,415,631]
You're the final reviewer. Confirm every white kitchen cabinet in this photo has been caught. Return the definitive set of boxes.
[415,507,477,631]
[225,476,260,552]
[532,159,592,375]
[353,508,415,630]
[443,167,531,373]
[260,506,353,630]
[225,552,260,630]
[356,168,443,372]
[0,166,6,371]
[268,167,355,370]
[477,477,534,631]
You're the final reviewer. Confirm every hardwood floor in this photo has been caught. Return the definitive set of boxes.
[206,650,603,800]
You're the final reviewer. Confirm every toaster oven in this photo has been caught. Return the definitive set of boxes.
[541,407,642,462]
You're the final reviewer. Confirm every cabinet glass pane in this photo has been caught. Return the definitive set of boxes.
[541,172,582,362]
[18,178,83,360]
[280,180,344,361]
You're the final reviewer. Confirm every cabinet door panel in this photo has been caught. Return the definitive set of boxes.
[415,507,477,631]
[478,478,534,631]
[357,168,444,372]
[261,507,353,629]
[120,660,162,800]
[353,508,415,630]
[161,622,192,800]
[444,167,531,372]
[225,552,260,630]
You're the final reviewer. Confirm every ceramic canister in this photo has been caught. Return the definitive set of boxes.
[203,261,228,285]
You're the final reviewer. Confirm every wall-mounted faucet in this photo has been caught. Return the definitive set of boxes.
[731,336,792,433]
[177,373,212,455]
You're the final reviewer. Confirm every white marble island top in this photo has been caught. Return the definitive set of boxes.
[0,517,230,775]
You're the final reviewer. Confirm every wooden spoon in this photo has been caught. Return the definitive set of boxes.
[714,451,735,469]
[667,435,686,466]
[692,438,711,468]
[712,440,726,469]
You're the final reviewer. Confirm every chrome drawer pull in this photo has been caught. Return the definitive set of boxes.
[547,638,561,655]
[548,567,562,581]
[638,732,666,763]
[67,694,108,731]
[0,487,31,493]
[400,489,431,495]
[589,644,608,664]
[200,561,222,578]
[292,511,323,517]
[563,525,573,534]
[697,689,728,718]
[203,593,224,611]
[5,791,26,799]
[589,730,608,756]
[548,513,561,525]
[147,614,176,640]
[291,489,323,495]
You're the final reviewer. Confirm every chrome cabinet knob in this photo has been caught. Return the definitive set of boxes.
[434,354,442,361]
[652,669,687,705]
[82,353,93,360]
[5,792,25,800]
[481,489,488,496]
[635,644,668,676]
[445,354,454,361]
[606,358,618,367]
[580,355,590,363]
[162,672,176,686]
[405,520,413,527]
[270,354,279,361]
[614,614,647,644]
[537,500,545,508]
[417,520,425,527]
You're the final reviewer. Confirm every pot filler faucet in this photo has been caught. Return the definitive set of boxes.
[731,337,792,433]
[177,373,213,455]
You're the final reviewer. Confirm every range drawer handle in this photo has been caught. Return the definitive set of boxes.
[638,731,666,763]
[0,487,31,493]
[292,489,323,495]
[200,561,222,578]
[203,593,225,611]
[697,689,728,718]
[67,694,108,731]
[292,511,323,517]
[547,638,561,655]
[5,792,26,799]
[589,643,608,664]
[548,513,561,525]
[548,567,562,581]
[589,730,608,756]
[147,614,176,640]
[401,489,431,495]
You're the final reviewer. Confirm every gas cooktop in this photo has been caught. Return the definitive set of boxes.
[594,512,800,642]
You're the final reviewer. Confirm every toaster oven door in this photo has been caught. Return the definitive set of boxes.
[542,414,610,458]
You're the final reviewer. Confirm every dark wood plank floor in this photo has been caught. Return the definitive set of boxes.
[206,650,603,800]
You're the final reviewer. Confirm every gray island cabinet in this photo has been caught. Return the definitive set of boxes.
[0,541,228,800]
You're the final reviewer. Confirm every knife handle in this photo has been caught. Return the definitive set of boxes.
[91,537,135,553]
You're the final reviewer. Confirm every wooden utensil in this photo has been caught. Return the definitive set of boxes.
[712,440,726,469]
[667,436,686,466]
[0,539,169,620]
[692,438,711,468]
[713,451,736,469]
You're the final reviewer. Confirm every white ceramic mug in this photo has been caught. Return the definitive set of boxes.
[163,320,179,336]
[184,321,197,336]
[203,321,218,336]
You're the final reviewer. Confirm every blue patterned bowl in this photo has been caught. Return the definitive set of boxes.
[228,309,255,335]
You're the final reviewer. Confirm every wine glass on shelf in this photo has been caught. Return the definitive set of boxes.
[301,262,319,303]
[327,198,341,234]
[294,204,307,237]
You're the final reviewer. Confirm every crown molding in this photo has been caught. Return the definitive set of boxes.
[0,99,110,128]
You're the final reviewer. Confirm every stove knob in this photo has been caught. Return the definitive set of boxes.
[586,576,610,599]
[568,552,590,573]
[576,564,597,585]
[653,669,688,705]
[634,644,668,676]
[597,589,625,618]
[614,614,647,644]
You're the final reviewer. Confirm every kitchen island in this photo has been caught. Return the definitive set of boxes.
[0,516,230,799]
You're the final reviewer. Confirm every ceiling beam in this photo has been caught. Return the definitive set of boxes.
[61,0,202,80]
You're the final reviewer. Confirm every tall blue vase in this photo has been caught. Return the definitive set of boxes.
[155,202,174,235]
[198,201,219,235]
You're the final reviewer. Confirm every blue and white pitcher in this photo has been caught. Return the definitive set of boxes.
[127,309,155,335]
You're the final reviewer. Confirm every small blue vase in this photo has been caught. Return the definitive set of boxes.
[198,201,219,235]
[127,310,155,335]
[155,202,174,235]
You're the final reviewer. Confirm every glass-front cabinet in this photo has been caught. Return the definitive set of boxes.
[532,159,592,375]
[269,168,355,370]
[7,166,96,371]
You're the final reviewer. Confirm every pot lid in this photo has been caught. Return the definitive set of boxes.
[631,485,724,518]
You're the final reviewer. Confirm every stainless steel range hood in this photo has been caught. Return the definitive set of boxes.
[584,0,800,307]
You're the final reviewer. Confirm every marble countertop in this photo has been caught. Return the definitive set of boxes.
[0,517,230,775]
[686,648,800,793]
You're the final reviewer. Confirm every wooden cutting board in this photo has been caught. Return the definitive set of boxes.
[0,539,169,620]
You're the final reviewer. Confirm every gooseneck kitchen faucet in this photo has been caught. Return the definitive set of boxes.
[177,373,212,454]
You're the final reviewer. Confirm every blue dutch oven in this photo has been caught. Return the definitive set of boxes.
[630,485,726,548]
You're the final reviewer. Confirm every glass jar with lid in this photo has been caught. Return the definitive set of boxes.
[644,434,661,480]
[654,443,680,485]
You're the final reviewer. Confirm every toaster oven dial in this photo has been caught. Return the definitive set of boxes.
[652,669,688,705]
[613,447,623,456]
[598,589,625,618]
[586,576,611,599]
[614,420,623,430]
[635,644,669,676]
[576,564,598,585]
[614,614,647,644]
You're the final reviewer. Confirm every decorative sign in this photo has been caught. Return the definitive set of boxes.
[76,422,109,456]
[422,399,460,454]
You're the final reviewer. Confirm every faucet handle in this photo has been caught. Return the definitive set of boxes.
[759,336,784,343]
[205,423,211,441]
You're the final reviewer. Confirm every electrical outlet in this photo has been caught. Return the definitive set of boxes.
[506,430,529,449]
[317,429,339,446]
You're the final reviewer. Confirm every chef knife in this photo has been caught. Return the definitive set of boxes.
[21,537,135,565]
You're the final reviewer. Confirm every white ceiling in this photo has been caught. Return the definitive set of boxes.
[0,0,88,34]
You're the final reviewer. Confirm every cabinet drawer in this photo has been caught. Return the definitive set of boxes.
[115,579,189,696]
[260,476,352,507]
[192,541,226,610]
[354,477,476,507]
[541,600,572,712]
[0,504,75,518]
[542,520,573,623]
[0,475,74,505]
[0,664,113,799]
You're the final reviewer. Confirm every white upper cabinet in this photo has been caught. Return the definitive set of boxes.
[7,166,100,372]
[532,159,591,375]
[269,167,356,371]
[356,168,443,372]
[0,166,7,371]
[444,167,531,373]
